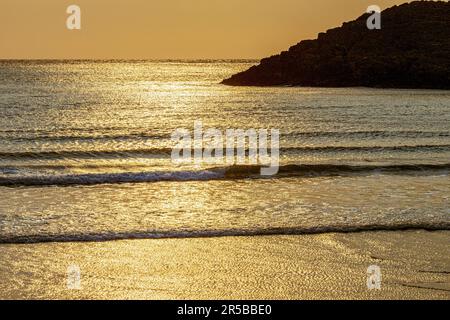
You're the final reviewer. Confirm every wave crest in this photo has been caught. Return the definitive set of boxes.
[0,163,449,186]
[1,223,449,244]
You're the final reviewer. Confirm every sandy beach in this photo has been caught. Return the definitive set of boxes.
[0,230,448,300]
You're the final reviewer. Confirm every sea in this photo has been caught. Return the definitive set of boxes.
[0,60,449,243]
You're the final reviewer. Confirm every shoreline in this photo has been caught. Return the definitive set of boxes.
[1,230,449,300]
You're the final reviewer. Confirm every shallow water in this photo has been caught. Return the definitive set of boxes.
[0,61,449,242]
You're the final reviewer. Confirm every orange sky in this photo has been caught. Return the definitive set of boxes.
[0,0,410,59]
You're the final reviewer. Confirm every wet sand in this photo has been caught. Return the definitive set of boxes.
[0,230,449,300]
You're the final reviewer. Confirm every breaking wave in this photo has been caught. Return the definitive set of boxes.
[0,163,449,186]
[0,144,449,160]
[1,222,449,244]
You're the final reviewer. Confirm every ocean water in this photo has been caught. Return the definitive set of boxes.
[0,60,449,243]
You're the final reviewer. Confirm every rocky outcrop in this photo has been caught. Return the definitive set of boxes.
[222,1,450,89]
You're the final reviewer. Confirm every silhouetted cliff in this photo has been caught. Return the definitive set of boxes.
[222,1,450,89]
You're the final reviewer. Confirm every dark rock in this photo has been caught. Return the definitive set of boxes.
[222,1,450,89]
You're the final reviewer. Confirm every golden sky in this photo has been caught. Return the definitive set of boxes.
[0,0,409,59]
